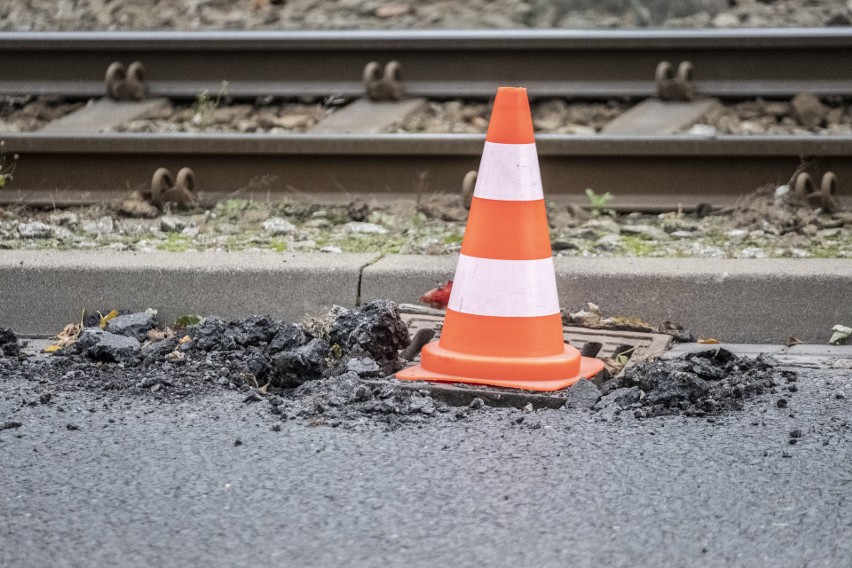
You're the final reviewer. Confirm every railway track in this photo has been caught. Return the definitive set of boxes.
[3,29,852,99]
[2,133,851,211]
[2,29,851,210]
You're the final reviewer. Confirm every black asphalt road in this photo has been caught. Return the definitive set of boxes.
[1,369,850,568]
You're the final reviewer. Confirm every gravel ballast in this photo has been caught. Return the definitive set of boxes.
[3,0,850,31]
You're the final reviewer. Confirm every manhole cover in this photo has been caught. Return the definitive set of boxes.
[399,305,672,364]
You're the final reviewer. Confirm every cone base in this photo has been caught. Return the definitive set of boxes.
[396,345,605,393]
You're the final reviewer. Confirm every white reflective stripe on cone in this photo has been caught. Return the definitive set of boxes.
[473,142,544,202]
[447,254,560,318]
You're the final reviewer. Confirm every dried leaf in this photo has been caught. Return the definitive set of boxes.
[147,328,170,343]
[44,344,62,353]
[785,336,805,347]
[54,323,81,347]
[165,350,185,362]
[698,338,720,344]
[98,309,119,329]
[178,335,192,344]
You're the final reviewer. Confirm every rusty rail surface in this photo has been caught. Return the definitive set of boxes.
[2,29,852,99]
[2,133,850,210]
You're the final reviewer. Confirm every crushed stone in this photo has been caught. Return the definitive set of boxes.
[686,96,852,136]
[2,186,850,258]
[0,96,83,133]
[3,0,848,32]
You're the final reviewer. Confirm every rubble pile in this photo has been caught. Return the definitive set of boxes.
[0,310,800,425]
[596,348,797,418]
[1,302,458,426]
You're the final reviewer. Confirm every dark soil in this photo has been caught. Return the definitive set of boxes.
[1,307,797,427]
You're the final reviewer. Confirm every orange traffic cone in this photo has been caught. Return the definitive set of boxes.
[397,86,604,392]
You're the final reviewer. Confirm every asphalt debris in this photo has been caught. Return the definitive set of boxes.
[0,326,19,358]
[596,348,797,419]
[1,308,801,428]
[1,300,443,428]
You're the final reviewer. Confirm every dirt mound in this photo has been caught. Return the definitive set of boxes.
[597,348,796,418]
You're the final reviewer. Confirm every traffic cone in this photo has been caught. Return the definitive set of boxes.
[396,86,604,392]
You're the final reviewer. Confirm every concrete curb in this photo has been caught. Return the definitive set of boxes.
[0,251,378,335]
[361,256,852,344]
[1,251,850,343]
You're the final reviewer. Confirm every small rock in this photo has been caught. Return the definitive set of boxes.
[75,328,141,363]
[114,199,159,218]
[50,212,78,226]
[17,222,52,239]
[835,390,846,399]
[789,429,803,439]
[266,323,308,355]
[827,11,852,26]
[620,224,668,240]
[562,379,602,410]
[583,218,621,233]
[106,312,157,342]
[800,224,818,237]
[303,219,331,229]
[565,227,598,240]
[346,356,381,377]
[159,216,186,233]
[597,386,642,410]
[551,239,579,251]
[345,221,388,235]
[669,230,695,239]
[53,227,73,240]
[712,13,740,27]
[817,228,842,239]
[791,93,829,129]
[271,338,329,388]
[687,124,716,136]
[375,2,410,18]
[328,300,410,370]
[595,234,622,251]
[66,423,79,431]
[321,246,342,254]
[347,200,370,222]
[82,216,114,236]
[0,326,19,358]
[739,247,767,259]
[272,114,312,129]
[261,217,297,236]
[776,398,788,408]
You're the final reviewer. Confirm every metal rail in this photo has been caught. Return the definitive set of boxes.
[2,133,850,210]
[2,29,852,99]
